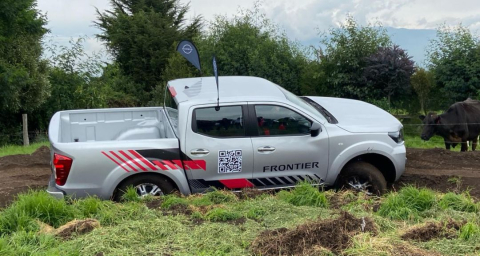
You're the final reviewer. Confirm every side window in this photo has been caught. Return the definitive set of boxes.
[255,105,311,136]
[193,106,245,137]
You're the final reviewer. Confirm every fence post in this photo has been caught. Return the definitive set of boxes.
[22,114,29,146]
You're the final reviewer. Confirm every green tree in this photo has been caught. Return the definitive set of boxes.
[363,45,416,105]
[427,24,480,103]
[95,0,202,104]
[197,7,308,95]
[0,0,50,113]
[317,16,392,99]
[410,68,435,115]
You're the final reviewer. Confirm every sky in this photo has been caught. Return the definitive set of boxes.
[37,0,480,64]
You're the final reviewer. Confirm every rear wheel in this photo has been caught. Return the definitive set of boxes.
[113,174,175,201]
[336,161,387,195]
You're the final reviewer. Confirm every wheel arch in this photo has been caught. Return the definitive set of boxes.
[112,172,179,199]
[336,153,396,184]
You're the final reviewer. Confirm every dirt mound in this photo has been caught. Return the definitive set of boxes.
[401,219,464,242]
[145,198,162,209]
[0,145,50,170]
[163,204,193,216]
[55,219,100,239]
[250,211,377,255]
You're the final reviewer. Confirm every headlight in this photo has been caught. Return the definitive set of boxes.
[388,129,404,143]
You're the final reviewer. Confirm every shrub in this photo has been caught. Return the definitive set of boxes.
[277,182,328,208]
[439,192,478,213]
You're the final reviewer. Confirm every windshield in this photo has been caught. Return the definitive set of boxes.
[277,86,325,122]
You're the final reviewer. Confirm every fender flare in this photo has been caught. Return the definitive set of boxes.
[325,141,397,185]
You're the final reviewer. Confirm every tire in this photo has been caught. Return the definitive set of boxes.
[113,174,176,201]
[336,161,387,195]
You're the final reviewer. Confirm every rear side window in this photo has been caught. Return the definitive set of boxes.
[164,86,179,132]
[193,106,245,137]
[255,105,311,136]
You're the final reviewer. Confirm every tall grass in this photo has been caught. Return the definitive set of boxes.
[0,141,50,157]
[277,182,328,207]
[439,192,479,213]
[378,186,436,220]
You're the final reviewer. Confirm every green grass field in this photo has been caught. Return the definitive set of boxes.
[0,141,50,157]
[0,185,479,255]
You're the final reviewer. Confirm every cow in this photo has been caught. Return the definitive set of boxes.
[419,98,480,152]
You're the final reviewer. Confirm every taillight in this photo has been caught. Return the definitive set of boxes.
[53,153,73,186]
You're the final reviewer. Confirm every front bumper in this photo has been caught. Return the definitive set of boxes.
[46,175,65,199]
[392,145,407,181]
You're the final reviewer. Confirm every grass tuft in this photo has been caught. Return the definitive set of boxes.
[439,192,478,213]
[203,189,237,204]
[277,182,328,207]
[0,191,77,234]
[120,186,141,202]
[377,186,436,220]
[161,195,189,209]
[205,208,242,222]
[459,222,480,240]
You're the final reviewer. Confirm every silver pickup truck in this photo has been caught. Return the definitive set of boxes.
[47,76,406,200]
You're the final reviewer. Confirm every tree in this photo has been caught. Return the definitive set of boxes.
[95,0,202,104]
[0,0,50,113]
[410,68,435,114]
[197,7,308,95]
[317,16,392,99]
[363,45,416,104]
[427,24,480,103]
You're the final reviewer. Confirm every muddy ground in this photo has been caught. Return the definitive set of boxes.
[0,147,480,207]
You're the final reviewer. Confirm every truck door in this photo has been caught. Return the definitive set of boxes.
[184,103,255,192]
[249,103,329,187]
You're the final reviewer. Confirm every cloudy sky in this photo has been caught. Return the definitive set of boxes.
[37,0,480,62]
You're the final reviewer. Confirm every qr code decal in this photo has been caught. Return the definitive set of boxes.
[218,150,242,173]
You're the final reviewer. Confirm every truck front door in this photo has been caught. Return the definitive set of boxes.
[185,104,255,192]
[249,103,329,188]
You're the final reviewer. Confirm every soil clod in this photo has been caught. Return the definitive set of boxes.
[401,219,465,242]
[55,218,100,239]
[250,211,377,255]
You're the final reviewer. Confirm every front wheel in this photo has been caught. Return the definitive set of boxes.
[336,161,387,195]
[113,174,175,201]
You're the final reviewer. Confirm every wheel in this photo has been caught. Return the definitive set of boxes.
[113,174,176,201]
[336,161,387,195]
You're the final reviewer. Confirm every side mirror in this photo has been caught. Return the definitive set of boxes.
[310,122,322,137]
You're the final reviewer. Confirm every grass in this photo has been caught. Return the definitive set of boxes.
[0,141,50,157]
[0,184,479,255]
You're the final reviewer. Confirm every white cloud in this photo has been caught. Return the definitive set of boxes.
[36,0,480,60]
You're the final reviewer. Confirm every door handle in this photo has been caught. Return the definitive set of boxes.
[258,146,276,152]
[191,149,209,155]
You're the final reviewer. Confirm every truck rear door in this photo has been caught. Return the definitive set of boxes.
[248,103,329,187]
[184,103,255,192]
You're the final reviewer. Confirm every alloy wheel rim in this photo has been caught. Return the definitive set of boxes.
[135,183,163,197]
[346,176,373,195]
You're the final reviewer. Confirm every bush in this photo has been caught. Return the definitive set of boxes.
[205,208,242,222]
[439,192,478,213]
[277,182,328,208]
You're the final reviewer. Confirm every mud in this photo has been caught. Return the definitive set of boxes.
[1,147,480,207]
[235,188,269,200]
[401,219,465,242]
[163,204,193,216]
[250,211,377,255]
[145,198,163,209]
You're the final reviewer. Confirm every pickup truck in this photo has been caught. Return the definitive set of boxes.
[47,76,406,200]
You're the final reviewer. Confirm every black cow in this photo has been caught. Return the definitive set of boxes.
[419,99,480,151]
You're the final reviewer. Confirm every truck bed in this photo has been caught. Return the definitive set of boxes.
[49,107,176,144]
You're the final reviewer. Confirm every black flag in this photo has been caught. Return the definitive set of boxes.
[176,40,201,72]
[213,55,220,110]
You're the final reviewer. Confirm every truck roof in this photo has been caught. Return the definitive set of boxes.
[167,76,287,104]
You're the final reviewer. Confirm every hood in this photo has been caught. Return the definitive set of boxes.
[306,96,402,133]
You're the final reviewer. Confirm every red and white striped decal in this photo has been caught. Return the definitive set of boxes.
[101,150,206,172]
